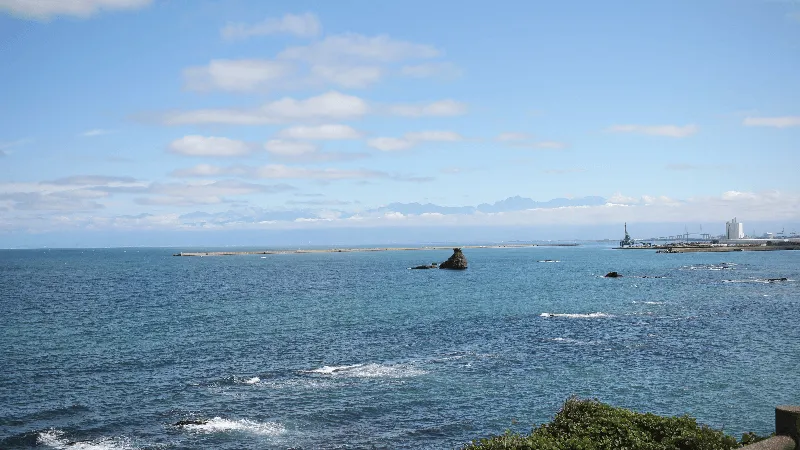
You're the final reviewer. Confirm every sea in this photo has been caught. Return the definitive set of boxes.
[1,245,798,449]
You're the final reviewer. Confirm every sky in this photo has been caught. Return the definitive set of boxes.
[0,0,798,247]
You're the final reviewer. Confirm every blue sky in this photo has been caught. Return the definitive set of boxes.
[0,0,798,246]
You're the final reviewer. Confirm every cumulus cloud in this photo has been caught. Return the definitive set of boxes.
[400,62,461,79]
[386,99,468,117]
[168,135,252,157]
[263,139,368,163]
[49,175,139,186]
[606,124,698,137]
[185,30,457,91]
[367,130,463,151]
[0,0,152,19]
[278,33,439,63]
[133,180,294,207]
[162,91,369,125]
[80,129,115,137]
[171,163,387,181]
[183,59,294,92]
[221,12,321,40]
[277,124,362,140]
[0,191,105,211]
[742,116,800,128]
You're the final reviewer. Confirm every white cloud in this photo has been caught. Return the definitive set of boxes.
[0,0,152,19]
[403,131,462,142]
[162,91,369,125]
[401,62,461,79]
[721,190,758,201]
[367,130,464,151]
[742,116,800,128]
[279,33,440,64]
[80,129,115,137]
[606,124,698,137]
[221,12,321,40]
[0,138,32,156]
[49,175,138,186]
[367,137,415,152]
[264,139,317,156]
[277,124,362,140]
[183,59,294,92]
[387,99,468,117]
[168,135,252,157]
[171,164,387,181]
[309,64,383,88]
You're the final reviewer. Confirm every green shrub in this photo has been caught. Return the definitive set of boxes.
[464,397,768,450]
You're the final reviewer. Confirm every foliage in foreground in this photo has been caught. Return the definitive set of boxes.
[464,397,769,450]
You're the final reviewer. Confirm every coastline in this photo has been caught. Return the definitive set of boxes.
[173,243,577,257]
[614,245,799,253]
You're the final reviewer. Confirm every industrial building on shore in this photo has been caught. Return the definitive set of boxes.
[726,218,744,240]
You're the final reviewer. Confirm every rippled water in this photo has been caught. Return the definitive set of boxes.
[1,246,798,449]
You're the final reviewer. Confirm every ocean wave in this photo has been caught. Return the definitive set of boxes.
[179,417,285,436]
[723,278,792,284]
[37,429,135,450]
[243,376,260,385]
[302,363,426,378]
[632,301,664,305]
[540,312,612,319]
[537,259,561,263]
[681,263,738,271]
[551,337,596,345]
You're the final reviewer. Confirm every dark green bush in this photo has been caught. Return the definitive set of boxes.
[464,397,768,450]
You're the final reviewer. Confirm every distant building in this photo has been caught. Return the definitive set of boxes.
[726,218,744,240]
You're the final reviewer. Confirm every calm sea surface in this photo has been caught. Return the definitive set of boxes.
[1,245,798,449]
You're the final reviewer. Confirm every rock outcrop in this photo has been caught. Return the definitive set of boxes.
[411,263,439,269]
[174,420,207,426]
[604,271,621,278]
[439,248,468,270]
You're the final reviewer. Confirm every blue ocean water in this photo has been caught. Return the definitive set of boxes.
[1,245,798,449]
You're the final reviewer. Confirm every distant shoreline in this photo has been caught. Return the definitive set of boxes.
[614,245,799,253]
[173,243,578,257]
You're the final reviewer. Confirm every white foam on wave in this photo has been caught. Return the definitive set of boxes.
[37,429,134,450]
[181,417,285,436]
[540,312,612,319]
[632,301,664,305]
[244,376,260,385]
[723,278,793,284]
[303,363,426,378]
[551,337,595,345]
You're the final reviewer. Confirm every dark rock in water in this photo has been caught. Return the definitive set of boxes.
[440,248,468,270]
[767,277,788,282]
[174,419,207,426]
[604,271,622,278]
[411,263,437,269]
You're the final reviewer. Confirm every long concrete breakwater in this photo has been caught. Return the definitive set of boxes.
[174,243,577,257]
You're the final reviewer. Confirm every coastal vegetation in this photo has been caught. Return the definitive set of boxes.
[464,398,769,450]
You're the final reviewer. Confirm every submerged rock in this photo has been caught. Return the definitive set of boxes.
[604,271,622,278]
[411,263,438,269]
[440,248,468,270]
[174,420,207,426]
